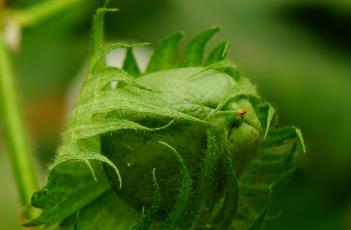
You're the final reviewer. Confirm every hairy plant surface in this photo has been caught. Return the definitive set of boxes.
[25,4,305,230]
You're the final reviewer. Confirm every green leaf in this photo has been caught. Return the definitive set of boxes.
[24,161,111,227]
[123,48,141,77]
[157,141,193,230]
[146,32,184,73]
[254,103,276,139]
[181,27,220,66]
[179,129,219,229]
[206,42,230,65]
[240,127,302,196]
[247,207,268,230]
[294,127,306,153]
[132,169,160,230]
[210,153,239,229]
[198,58,241,81]
[233,127,304,227]
[50,151,122,188]
[61,190,140,230]
[188,59,238,79]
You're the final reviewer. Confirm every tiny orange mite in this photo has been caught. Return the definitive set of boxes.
[238,108,247,116]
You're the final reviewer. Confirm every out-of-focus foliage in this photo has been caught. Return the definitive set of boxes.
[0,0,350,229]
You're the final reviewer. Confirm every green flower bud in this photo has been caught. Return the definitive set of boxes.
[26,7,305,229]
[103,66,263,214]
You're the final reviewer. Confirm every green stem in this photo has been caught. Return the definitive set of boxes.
[11,0,83,27]
[0,0,89,219]
[0,28,38,213]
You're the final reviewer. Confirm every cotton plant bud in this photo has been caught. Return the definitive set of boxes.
[26,7,305,230]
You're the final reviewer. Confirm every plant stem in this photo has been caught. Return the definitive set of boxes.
[11,0,83,27]
[0,28,38,213]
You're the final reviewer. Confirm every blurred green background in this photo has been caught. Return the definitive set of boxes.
[1,0,350,229]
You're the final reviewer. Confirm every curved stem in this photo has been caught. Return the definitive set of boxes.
[0,28,38,215]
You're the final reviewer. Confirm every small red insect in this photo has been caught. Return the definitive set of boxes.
[238,108,247,116]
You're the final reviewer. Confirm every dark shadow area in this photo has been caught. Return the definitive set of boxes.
[280,3,351,51]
